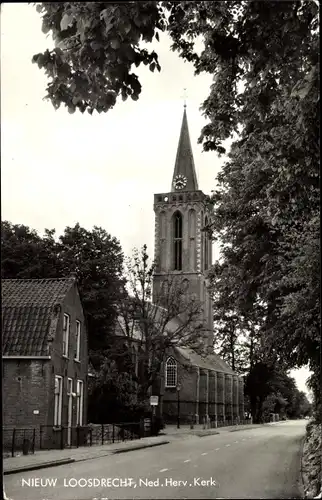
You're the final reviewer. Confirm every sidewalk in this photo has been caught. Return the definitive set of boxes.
[3,435,170,475]
[3,421,274,475]
[161,421,268,438]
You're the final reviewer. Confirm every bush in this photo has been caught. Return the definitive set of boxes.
[302,422,322,498]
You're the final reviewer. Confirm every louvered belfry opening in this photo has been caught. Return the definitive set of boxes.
[204,215,209,271]
[173,211,183,270]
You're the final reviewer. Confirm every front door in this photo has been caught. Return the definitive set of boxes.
[67,378,73,446]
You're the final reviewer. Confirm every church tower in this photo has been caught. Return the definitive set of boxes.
[153,106,213,348]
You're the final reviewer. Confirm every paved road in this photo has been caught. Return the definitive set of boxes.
[5,420,306,500]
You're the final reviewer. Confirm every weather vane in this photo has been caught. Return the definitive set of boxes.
[181,87,188,108]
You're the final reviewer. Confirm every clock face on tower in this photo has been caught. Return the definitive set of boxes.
[173,174,187,190]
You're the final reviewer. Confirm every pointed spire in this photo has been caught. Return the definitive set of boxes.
[171,107,199,192]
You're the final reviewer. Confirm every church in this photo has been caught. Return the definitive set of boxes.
[151,105,245,426]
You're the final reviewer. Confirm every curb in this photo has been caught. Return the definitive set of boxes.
[196,431,220,437]
[300,433,307,499]
[229,425,264,433]
[3,441,170,475]
[4,458,75,476]
[113,440,170,454]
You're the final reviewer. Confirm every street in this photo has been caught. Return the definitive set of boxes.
[4,420,306,499]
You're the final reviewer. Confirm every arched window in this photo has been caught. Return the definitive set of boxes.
[165,357,177,388]
[173,211,183,270]
[204,216,209,271]
[181,279,189,292]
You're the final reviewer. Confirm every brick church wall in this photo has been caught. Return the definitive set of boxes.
[209,370,217,419]
[199,369,208,420]
[238,377,245,419]
[225,374,233,422]
[217,372,225,420]
[233,375,239,419]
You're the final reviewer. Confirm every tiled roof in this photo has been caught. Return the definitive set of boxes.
[175,346,235,375]
[2,278,76,356]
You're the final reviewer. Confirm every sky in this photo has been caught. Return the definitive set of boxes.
[1,3,312,398]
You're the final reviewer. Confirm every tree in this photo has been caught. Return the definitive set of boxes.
[57,223,125,354]
[287,390,312,419]
[114,245,206,404]
[210,260,265,375]
[245,363,309,423]
[87,358,143,423]
[31,2,166,114]
[261,373,312,421]
[1,222,60,279]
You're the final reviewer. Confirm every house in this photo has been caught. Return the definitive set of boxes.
[2,277,88,449]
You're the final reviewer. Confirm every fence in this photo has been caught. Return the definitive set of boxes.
[162,399,251,427]
[3,421,145,457]
[162,398,283,427]
[3,428,37,457]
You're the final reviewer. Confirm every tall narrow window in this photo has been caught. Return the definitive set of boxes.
[63,313,70,357]
[204,216,209,271]
[75,320,81,361]
[165,357,177,388]
[173,211,183,270]
[76,380,84,426]
[54,375,63,426]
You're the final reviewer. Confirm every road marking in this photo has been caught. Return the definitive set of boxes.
[225,444,231,447]
[159,468,168,472]
[201,452,208,455]
[184,459,191,463]
[215,447,220,450]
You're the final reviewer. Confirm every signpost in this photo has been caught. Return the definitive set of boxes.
[150,396,159,434]
[150,396,159,407]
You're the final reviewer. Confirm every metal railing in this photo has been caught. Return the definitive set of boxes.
[3,428,37,457]
[3,421,145,456]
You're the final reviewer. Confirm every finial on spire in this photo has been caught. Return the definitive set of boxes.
[181,87,188,109]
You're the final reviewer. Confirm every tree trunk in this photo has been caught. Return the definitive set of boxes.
[230,327,235,372]
[249,328,254,370]
[255,396,265,423]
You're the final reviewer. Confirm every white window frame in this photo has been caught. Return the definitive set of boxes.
[75,320,81,361]
[67,377,73,396]
[165,357,177,388]
[76,379,84,426]
[63,313,70,357]
[54,375,63,426]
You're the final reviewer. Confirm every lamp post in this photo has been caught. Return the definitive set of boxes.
[176,383,182,429]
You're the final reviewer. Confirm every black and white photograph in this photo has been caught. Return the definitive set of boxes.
[1,1,320,499]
